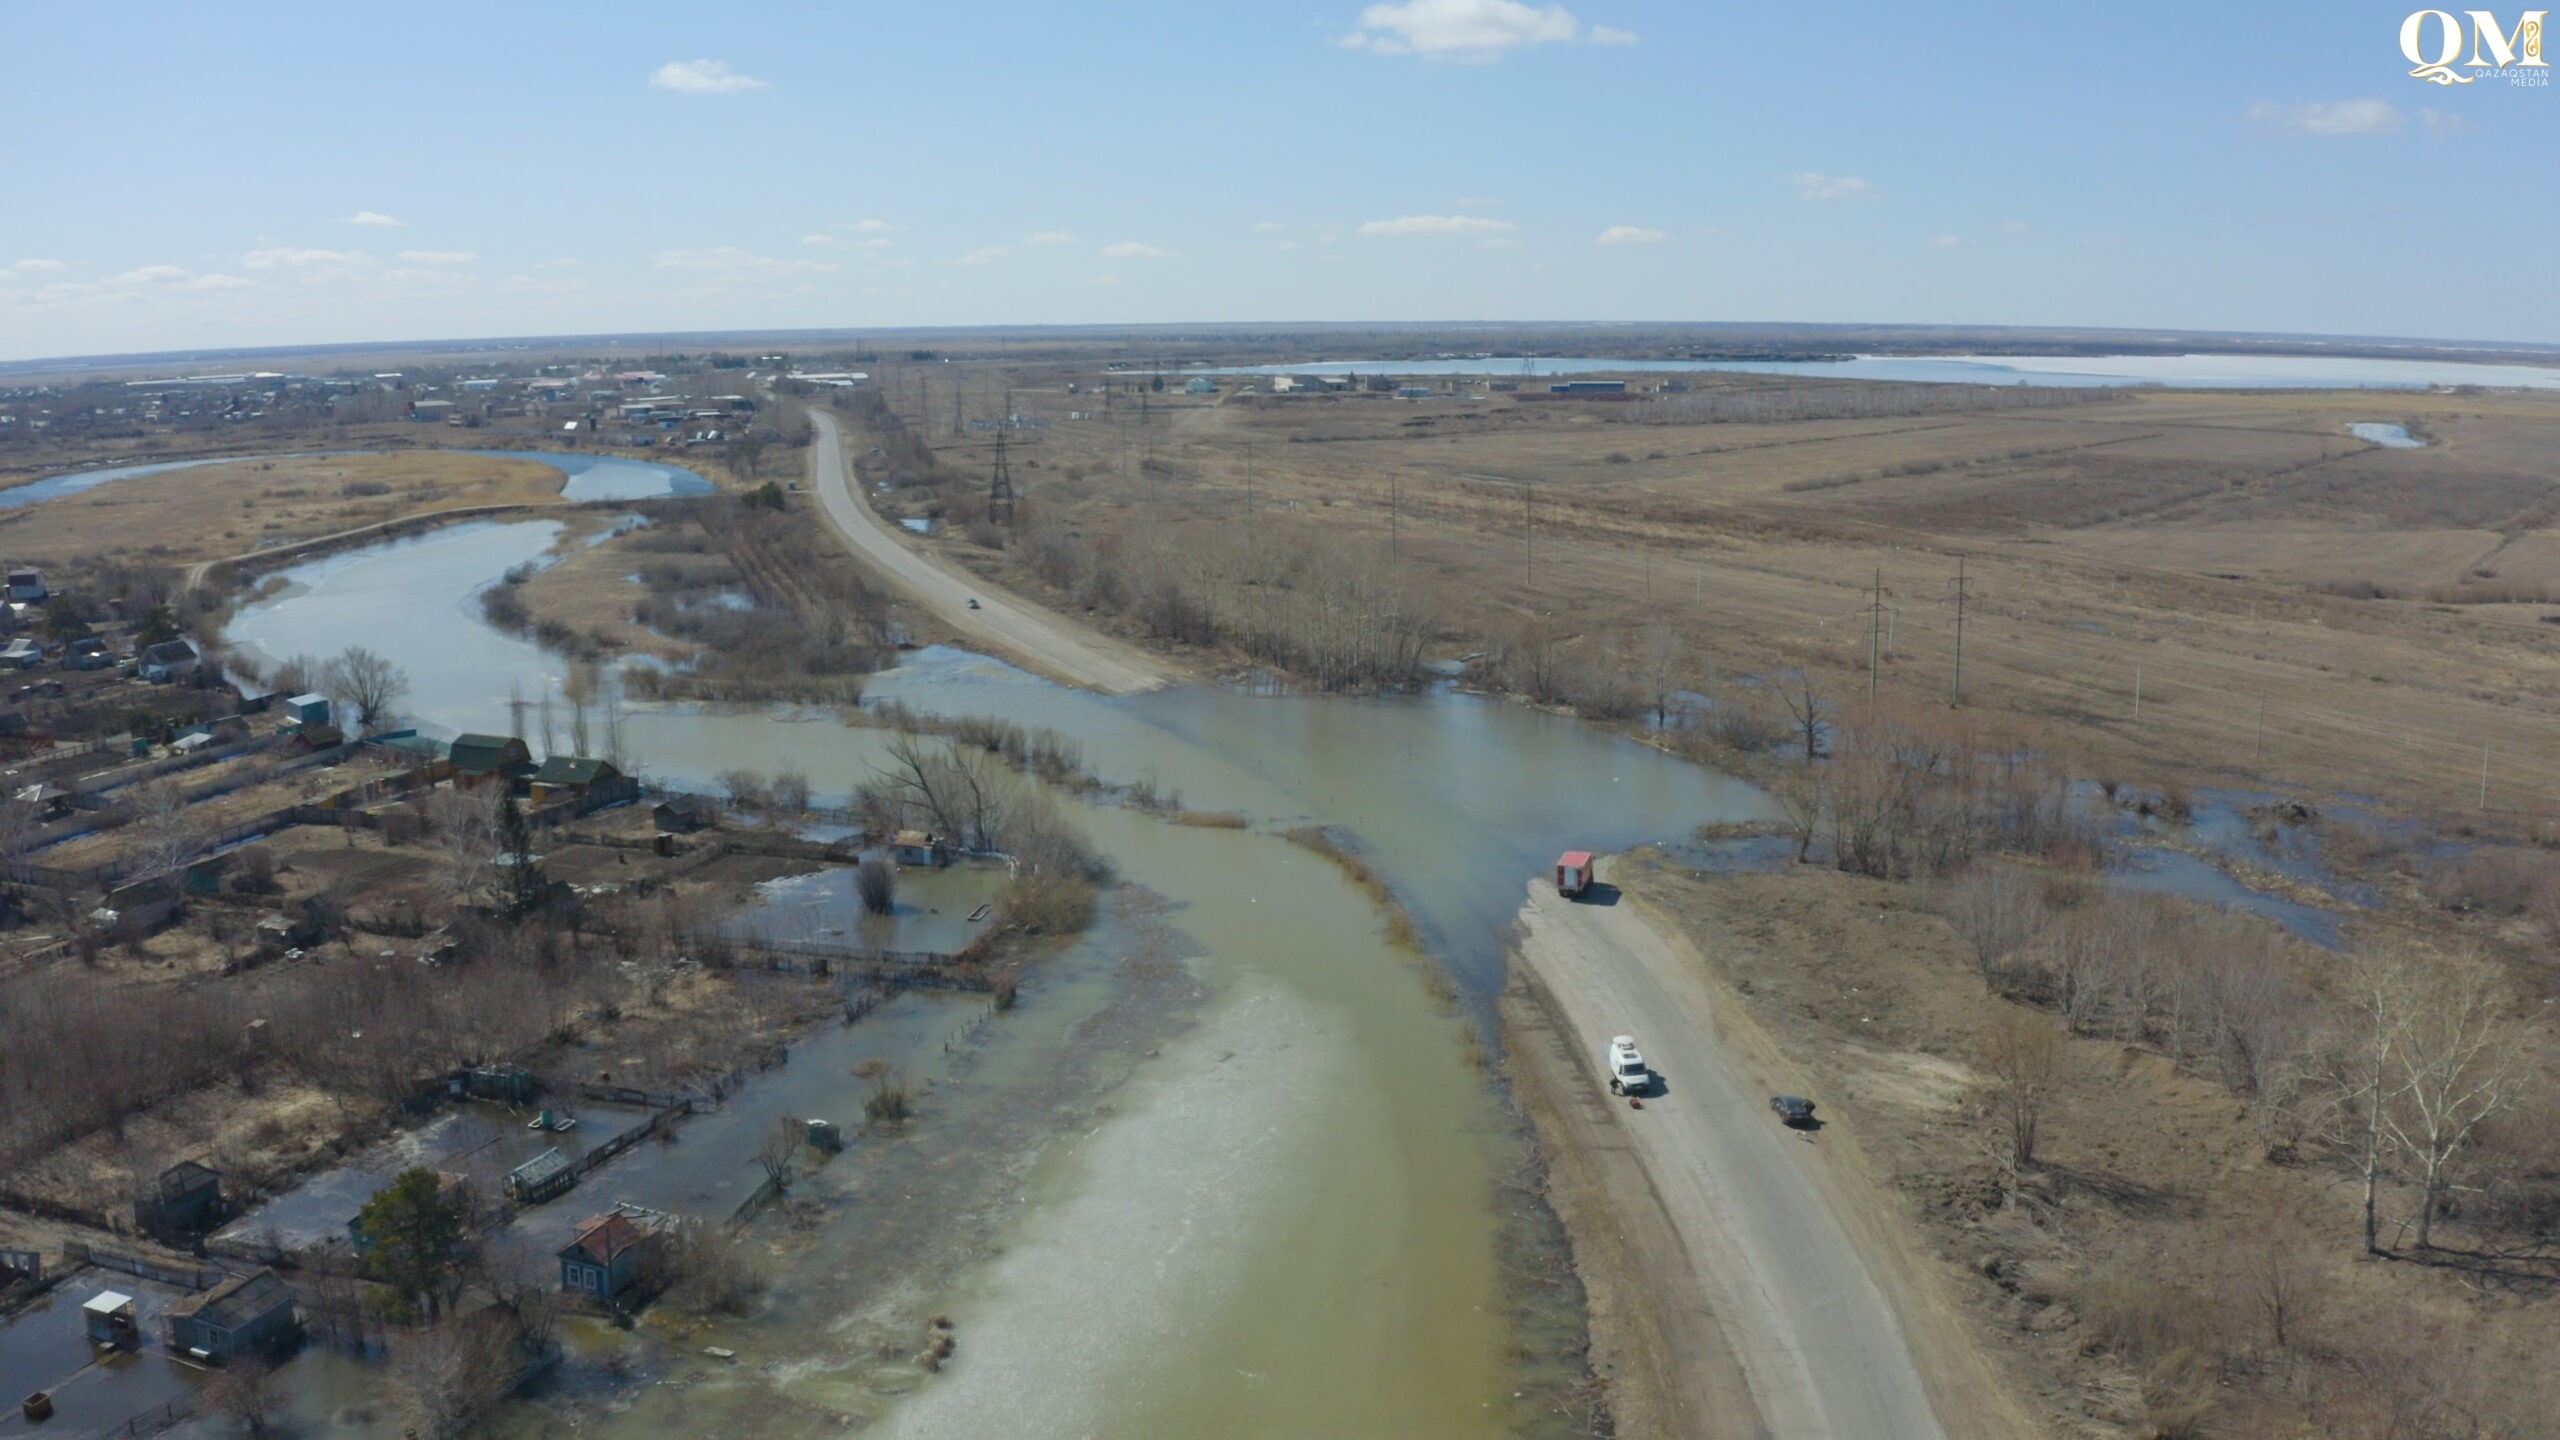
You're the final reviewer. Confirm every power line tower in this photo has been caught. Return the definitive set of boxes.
[1866,568,1889,704]
[988,431,1016,525]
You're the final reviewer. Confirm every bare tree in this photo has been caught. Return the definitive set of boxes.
[321,645,409,735]
[424,786,503,912]
[1779,673,1827,761]
[390,1316,517,1440]
[1640,618,1685,730]
[206,1355,281,1437]
[1937,864,2046,989]
[2316,944,2422,1255]
[755,1114,802,1193]
[127,780,209,878]
[1977,1008,2063,1172]
[770,765,812,814]
[2379,953,2529,1250]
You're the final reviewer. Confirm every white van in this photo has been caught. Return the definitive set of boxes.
[1603,1035,1650,1096]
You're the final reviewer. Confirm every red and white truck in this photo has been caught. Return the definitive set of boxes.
[1555,850,1594,898]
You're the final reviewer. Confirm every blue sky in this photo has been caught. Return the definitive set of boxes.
[0,2,2549,360]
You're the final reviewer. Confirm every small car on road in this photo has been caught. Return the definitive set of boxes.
[1769,1094,1817,1128]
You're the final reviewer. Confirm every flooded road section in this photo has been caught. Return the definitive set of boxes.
[220,518,1771,1438]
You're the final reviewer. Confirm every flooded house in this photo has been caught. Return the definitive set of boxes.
[163,1268,296,1363]
[81,1291,140,1349]
[505,1146,577,1205]
[137,639,197,683]
[891,830,952,868]
[556,1204,679,1302]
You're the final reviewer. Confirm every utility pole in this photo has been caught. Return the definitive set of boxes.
[987,431,1015,525]
[1245,438,1254,513]
[1951,557,1969,707]
[1867,567,1885,703]
[1389,474,1399,557]
[2133,661,2143,720]
[2254,695,2266,761]
[1523,482,1534,587]
[2481,743,2492,809]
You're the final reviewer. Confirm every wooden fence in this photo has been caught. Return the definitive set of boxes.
[60,1240,228,1291]
[82,1393,203,1440]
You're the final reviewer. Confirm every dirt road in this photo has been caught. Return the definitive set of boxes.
[1512,863,1948,1440]
[803,409,1169,694]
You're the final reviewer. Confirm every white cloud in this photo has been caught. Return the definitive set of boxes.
[653,246,834,273]
[1251,220,1288,232]
[2420,106,2478,134]
[1595,225,1668,245]
[1358,214,1518,237]
[1099,241,1170,258]
[955,245,1011,266]
[334,210,405,228]
[1343,0,1623,59]
[1996,219,2030,233]
[650,59,769,94]
[180,273,251,291]
[242,247,365,269]
[1027,230,1079,246]
[397,250,477,265]
[106,265,192,286]
[12,259,65,272]
[801,233,842,249]
[2248,99,2404,135]
[1790,173,1873,200]
[836,218,898,233]
[1929,233,1961,248]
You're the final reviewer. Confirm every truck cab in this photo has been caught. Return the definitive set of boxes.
[1604,1035,1650,1096]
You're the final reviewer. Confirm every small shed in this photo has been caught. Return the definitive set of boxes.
[891,830,951,868]
[13,782,71,819]
[164,1268,296,1364]
[284,693,331,729]
[652,798,709,834]
[92,875,183,941]
[83,1291,140,1349]
[557,1204,677,1301]
[1184,377,1217,394]
[134,1160,225,1235]
[505,1146,578,1205]
[1555,850,1594,898]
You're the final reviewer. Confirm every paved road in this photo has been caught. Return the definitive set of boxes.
[1514,866,1948,1440]
[803,409,1169,695]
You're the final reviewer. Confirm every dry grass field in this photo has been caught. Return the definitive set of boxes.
[858,371,2560,828]
[0,451,566,568]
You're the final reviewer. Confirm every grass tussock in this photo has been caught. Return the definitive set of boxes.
[1166,809,1249,829]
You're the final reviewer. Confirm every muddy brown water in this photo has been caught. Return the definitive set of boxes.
[217,518,1770,1437]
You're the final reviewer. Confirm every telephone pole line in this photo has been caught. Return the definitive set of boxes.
[1523,482,1535,586]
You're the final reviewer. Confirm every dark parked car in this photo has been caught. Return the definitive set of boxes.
[1769,1095,1817,1128]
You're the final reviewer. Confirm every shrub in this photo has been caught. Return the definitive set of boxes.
[856,857,896,915]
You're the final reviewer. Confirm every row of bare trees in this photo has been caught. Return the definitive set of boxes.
[1940,864,2543,1259]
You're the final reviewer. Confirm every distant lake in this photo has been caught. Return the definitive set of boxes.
[1205,353,2560,391]
[1,447,713,510]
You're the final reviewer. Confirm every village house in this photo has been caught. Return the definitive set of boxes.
[164,1268,296,1364]
[448,732,534,787]
[138,639,197,683]
[528,754,622,806]
[556,1203,679,1302]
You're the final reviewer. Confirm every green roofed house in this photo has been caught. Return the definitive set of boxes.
[529,755,622,805]
[448,733,533,787]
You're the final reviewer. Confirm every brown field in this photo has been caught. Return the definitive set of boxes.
[853,373,2560,827]
[0,451,567,569]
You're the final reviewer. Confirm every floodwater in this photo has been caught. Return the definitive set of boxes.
[219,518,1768,1436]
[2,447,710,509]
[2348,421,2426,448]
[1206,353,2560,391]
